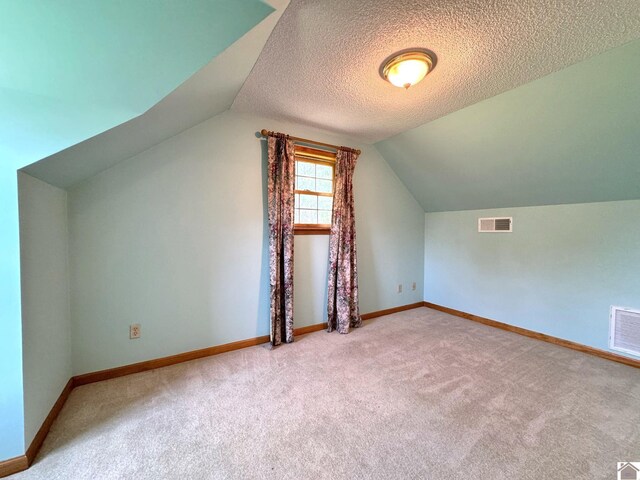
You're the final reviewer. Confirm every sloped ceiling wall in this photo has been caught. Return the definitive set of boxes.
[0,0,273,167]
[0,0,273,461]
[22,2,288,188]
[375,39,640,212]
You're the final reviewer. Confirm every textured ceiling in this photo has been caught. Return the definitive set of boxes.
[232,0,640,142]
[375,40,640,212]
[23,1,288,188]
[1,0,273,167]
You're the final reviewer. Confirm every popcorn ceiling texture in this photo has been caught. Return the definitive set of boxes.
[232,0,640,142]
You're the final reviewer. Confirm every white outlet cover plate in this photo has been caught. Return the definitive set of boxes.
[130,324,141,339]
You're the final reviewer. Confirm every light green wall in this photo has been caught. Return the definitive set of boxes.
[424,201,640,356]
[294,236,330,327]
[18,173,72,446]
[376,39,640,212]
[0,1,272,460]
[356,145,425,310]
[0,168,25,459]
[0,0,273,167]
[376,39,640,358]
[67,111,424,374]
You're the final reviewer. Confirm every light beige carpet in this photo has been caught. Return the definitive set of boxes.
[11,307,640,479]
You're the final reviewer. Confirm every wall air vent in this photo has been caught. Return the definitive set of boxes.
[478,217,512,233]
[610,306,640,357]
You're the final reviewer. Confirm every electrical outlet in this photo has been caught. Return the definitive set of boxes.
[397,284,402,294]
[130,324,141,339]
[412,282,417,291]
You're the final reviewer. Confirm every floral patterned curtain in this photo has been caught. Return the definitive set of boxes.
[267,134,296,346]
[327,147,361,334]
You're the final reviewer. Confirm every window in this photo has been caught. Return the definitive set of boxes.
[294,146,336,234]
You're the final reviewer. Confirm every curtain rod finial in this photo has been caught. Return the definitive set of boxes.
[260,129,269,136]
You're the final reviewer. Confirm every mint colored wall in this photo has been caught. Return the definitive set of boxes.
[424,201,640,357]
[68,111,424,375]
[0,0,273,461]
[0,1,272,461]
[0,168,25,459]
[356,145,425,310]
[294,236,330,326]
[376,39,640,212]
[18,173,72,447]
[375,40,640,359]
[0,0,273,171]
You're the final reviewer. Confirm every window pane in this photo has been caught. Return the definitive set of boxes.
[299,194,317,209]
[318,210,332,225]
[299,209,317,224]
[296,161,315,177]
[317,196,333,211]
[294,154,335,228]
[316,178,332,193]
[316,164,333,179]
[296,176,315,191]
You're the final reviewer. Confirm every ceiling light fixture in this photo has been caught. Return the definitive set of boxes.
[380,49,436,89]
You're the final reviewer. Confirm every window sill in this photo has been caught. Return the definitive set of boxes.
[294,226,331,235]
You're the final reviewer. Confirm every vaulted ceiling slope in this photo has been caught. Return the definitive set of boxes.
[233,0,640,143]
[3,0,274,176]
[376,39,640,212]
[23,1,288,188]
[23,0,288,188]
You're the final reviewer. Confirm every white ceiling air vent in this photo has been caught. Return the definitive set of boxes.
[478,217,512,233]
[610,306,640,357]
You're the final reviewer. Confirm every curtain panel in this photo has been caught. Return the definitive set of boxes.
[267,134,296,345]
[327,147,361,334]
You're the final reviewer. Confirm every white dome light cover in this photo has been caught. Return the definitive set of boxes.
[380,48,437,89]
